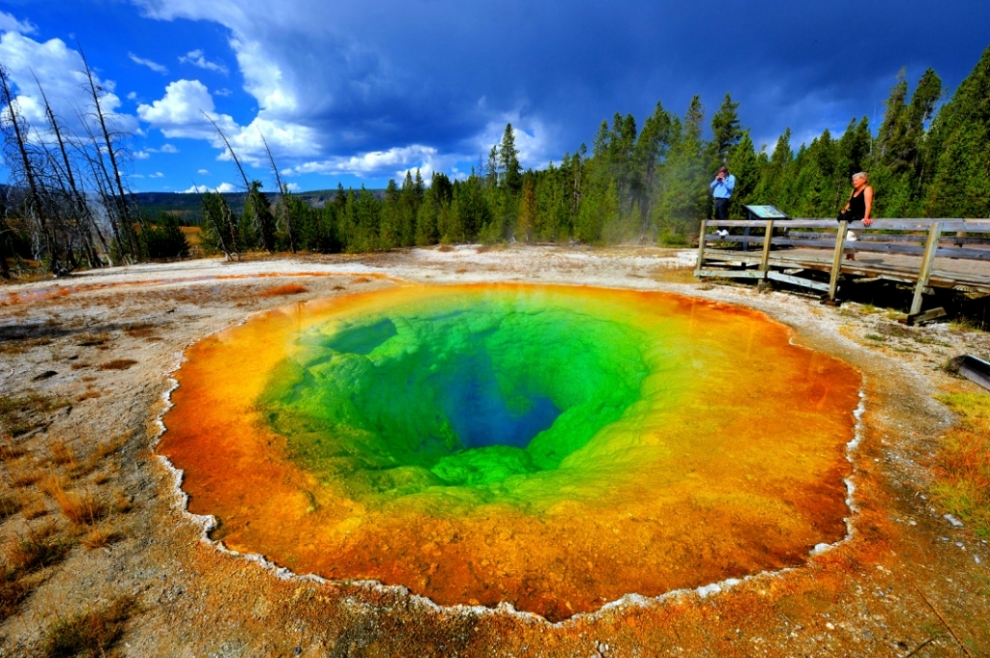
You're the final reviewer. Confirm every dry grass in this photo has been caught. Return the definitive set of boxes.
[40,475,105,526]
[0,392,65,437]
[96,435,128,460]
[9,462,43,488]
[49,438,76,466]
[0,440,26,461]
[260,283,308,297]
[98,359,138,371]
[76,389,101,402]
[0,492,20,520]
[931,391,990,537]
[40,595,135,658]
[76,333,109,348]
[112,489,133,514]
[5,523,68,573]
[0,569,30,620]
[649,265,699,284]
[22,498,49,520]
[79,523,121,550]
[123,322,157,338]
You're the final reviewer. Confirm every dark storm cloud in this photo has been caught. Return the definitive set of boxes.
[133,0,989,172]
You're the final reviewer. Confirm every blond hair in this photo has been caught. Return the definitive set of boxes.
[852,171,869,182]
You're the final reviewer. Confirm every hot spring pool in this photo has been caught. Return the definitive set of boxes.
[160,284,860,621]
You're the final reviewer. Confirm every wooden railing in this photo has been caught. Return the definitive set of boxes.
[695,218,990,323]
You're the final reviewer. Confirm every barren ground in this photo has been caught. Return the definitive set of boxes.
[1,244,989,657]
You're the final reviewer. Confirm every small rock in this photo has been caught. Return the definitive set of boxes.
[944,514,964,528]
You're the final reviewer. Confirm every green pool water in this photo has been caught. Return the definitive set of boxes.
[259,288,683,502]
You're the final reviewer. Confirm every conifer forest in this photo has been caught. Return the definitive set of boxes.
[2,45,989,273]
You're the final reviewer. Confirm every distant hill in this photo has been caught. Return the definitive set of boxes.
[130,188,386,225]
[0,185,388,226]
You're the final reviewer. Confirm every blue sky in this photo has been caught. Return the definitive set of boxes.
[0,0,987,194]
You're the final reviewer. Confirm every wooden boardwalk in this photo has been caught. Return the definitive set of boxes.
[695,219,990,323]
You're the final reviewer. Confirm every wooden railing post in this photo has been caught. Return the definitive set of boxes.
[695,219,708,276]
[910,221,943,317]
[827,221,848,303]
[760,219,775,281]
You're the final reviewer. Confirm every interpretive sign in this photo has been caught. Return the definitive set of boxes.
[743,204,789,219]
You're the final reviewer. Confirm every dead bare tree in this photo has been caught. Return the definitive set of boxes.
[34,72,110,266]
[79,46,140,260]
[0,63,64,273]
[259,128,295,252]
[0,190,12,279]
[203,111,250,190]
[80,119,128,262]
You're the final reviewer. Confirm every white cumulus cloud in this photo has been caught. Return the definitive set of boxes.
[137,79,233,139]
[179,49,228,75]
[0,11,37,35]
[128,52,168,74]
[182,182,237,193]
[137,79,318,164]
[0,31,136,135]
[287,145,438,178]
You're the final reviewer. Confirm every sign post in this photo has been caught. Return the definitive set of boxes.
[741,205,788,252]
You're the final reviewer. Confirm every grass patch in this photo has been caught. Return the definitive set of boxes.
[0,568,30,620]
[6,525,68,573]
[875,323,915,339]
[41,477,105,526]
[650,265,698,284]
[123,323,157,338]
[864,334,887,342]
[79,523,121,550]
[40,596,135,658]
[0,392,65,437]
[98,359,137,371]
[931,392,990,536]
[0,439,26,461]
[260,283,308,297]
[0,493,21,520]
[76,333,109,348]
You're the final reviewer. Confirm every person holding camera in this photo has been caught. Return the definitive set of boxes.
[710,165,735,237]
[837,172,874,260]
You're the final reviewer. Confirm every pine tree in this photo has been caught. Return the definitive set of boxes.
[725,130,760,216]
[380,179,402,248]
[925,45,990,217]
[710,92,743,165]
[652,97,707,235]
[634,101,675,229]
[516,177,537,242]
[499,123,523,193]
[244,181,276,252]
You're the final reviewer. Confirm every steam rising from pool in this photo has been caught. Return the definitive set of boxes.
[160,284,860,621]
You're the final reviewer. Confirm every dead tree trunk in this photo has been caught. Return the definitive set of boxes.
[0,64,62,273]
[80,47,140,260]
[259,129,295,252]
[36,73,110,266]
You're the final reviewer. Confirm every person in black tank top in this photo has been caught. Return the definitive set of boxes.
[838,172,874,260]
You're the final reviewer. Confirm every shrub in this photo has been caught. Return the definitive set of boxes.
[142,214,190,260]
[40,596,135,658]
